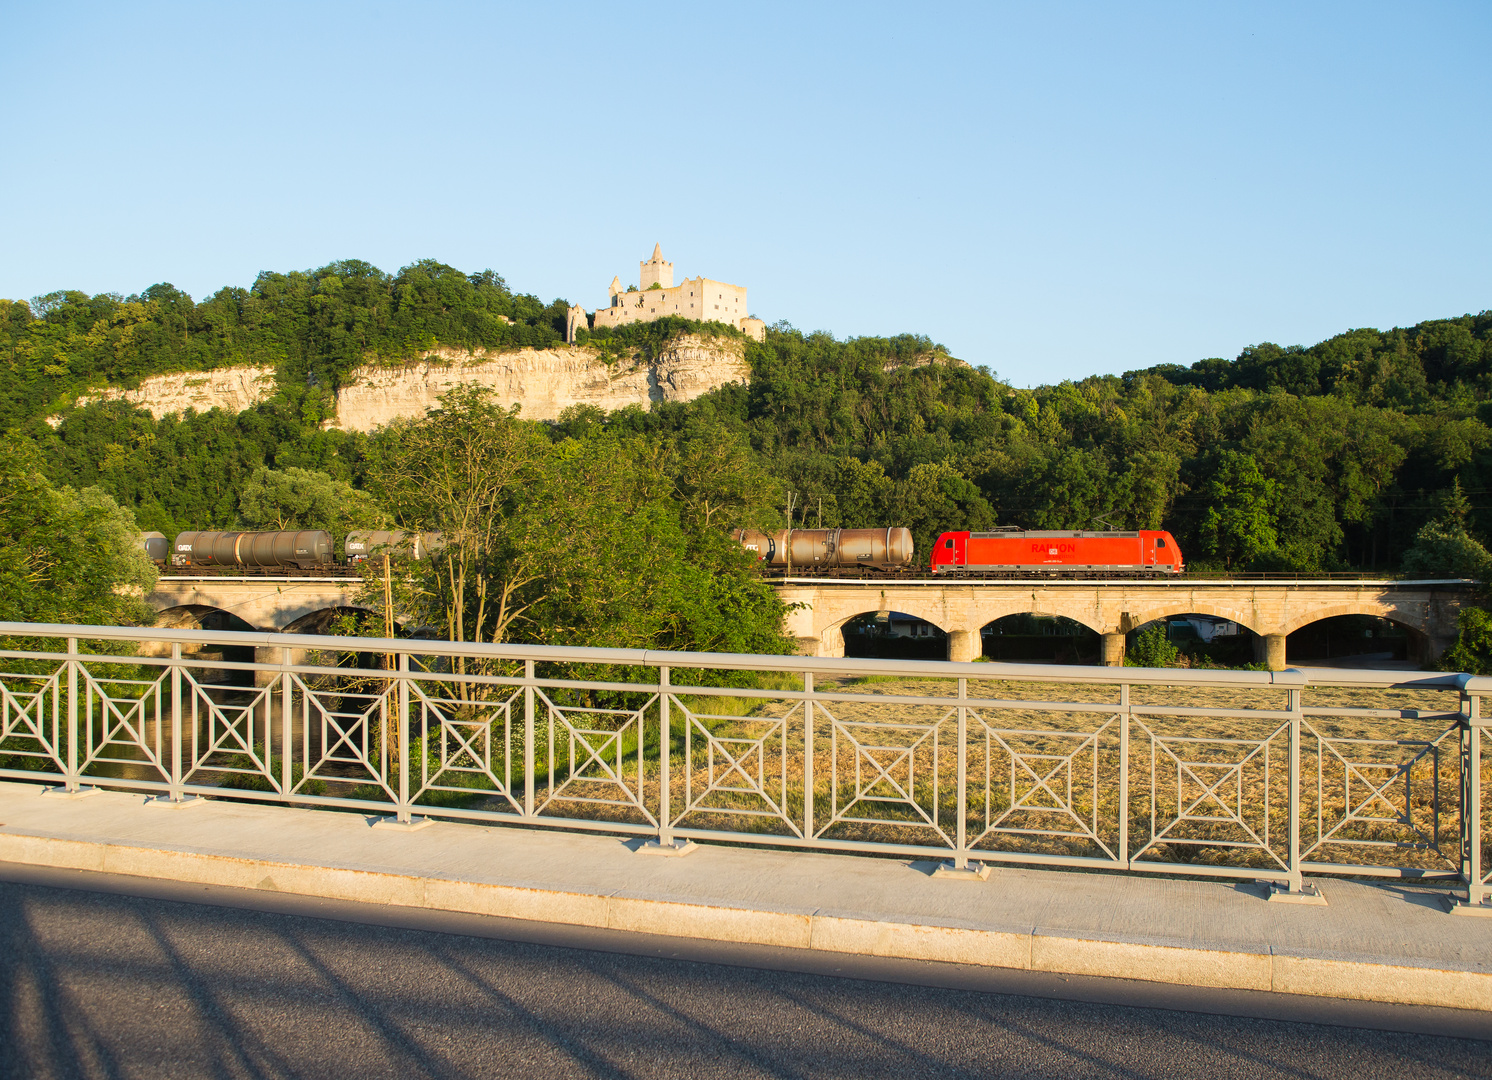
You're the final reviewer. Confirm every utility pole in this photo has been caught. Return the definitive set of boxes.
[785,491,797,576]
[383,553,395,673]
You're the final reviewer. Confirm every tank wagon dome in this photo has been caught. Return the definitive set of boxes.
[139,532,168,563]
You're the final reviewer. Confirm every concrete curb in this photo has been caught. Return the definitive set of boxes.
[1,829,1486,1012]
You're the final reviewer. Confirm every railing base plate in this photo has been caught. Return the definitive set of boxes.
[41,786,100,800]
[933,860,992,880]
[1265,881,1327,905]
[637,839,698,857]
[146,795,206,810]
[372,815,434,832]
[1450,898,1492,917]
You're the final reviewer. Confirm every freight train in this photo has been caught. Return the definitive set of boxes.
[144,523,1185,578]
[142,530,440,572]
[728,526,1184,577]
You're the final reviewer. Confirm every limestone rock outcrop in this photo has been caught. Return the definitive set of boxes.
[67,365,276,421]
[325,335,747,431]
[56,335,749,432]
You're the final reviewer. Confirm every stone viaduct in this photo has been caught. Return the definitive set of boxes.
[147,574,1475,670]
[148,576,366,636]
[776,577,1474,668]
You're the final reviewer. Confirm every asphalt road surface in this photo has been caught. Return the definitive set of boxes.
[1,866,1488,1079]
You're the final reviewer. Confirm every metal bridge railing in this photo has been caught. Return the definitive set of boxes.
[0,621,1486,910]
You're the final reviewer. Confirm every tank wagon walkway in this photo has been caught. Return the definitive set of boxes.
[1,780,1488,1022]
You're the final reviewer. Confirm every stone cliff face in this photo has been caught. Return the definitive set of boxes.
[57,335,749,432]
[327,335,748,431]
[66,365,276,422]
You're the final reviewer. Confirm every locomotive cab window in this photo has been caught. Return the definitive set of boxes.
[944,538,954,549]
[1156,538,1166,548]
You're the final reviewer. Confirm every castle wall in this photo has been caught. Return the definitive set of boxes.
[592,276,747,333]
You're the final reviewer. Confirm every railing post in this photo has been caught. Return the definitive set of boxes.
[65,637,79,793]
[1264,678,1322,901]
[281,647,293,798]
[955,676,968,869]
[803,670,814,839]
[170,641,183,801]
[658,666,672,846]
[1120,680,1130,868]
[1288,684,1303,892]
[638,664,692,855]
[142,638,200,808]
[372,646,429,832]
[1459,693,1489,912]
[935,674,988,879]
[397,651,411,823]
[524,659,535,818]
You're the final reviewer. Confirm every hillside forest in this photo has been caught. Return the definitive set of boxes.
[4,258,1492,658]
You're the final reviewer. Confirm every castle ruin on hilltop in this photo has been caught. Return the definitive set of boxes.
[566,244,766,344]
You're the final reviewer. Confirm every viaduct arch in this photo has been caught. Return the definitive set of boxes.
[777,578,1472,669]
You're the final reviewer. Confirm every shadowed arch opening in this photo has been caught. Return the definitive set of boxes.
[149,605,259,686]
[841,610,949,660]
[1128,613,1262,668]
[1286,614,1421,668]
[280,605,385,638]
[154,604,259,634]
[980,614,1099,664]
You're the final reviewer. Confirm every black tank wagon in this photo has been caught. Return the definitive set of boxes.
[171,530,335,571]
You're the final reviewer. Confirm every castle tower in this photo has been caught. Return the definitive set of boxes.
[639,243,673,290]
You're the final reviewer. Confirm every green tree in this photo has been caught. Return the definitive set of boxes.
[1438,607,1492,675]
[1197,450,1278,569]
[889,461,997,556]
[368,386,554,649]
[1399,520,1492,580]
[0,442,157,626]
[364,389,792,663]
[1125,623,1180,668]
[237,466,387,536]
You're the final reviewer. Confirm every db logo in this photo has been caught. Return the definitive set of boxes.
[1033,543,1076,555]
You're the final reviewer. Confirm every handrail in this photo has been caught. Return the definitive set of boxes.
[1,620,1484,691]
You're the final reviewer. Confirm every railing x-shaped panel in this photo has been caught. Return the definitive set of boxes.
[409,682,523,814]
[180,669,279,791]
[1302,719,1458,868]
[0,667,65,774]
[534,689,655,826]
[969,711,1118,861]
[77,663,169,782]
[292,673,396,801]
[818,702,952,847]
[1131,716,1289,871]
[671,696,802,838]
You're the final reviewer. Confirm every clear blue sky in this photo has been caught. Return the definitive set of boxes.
[3,2,1488,386]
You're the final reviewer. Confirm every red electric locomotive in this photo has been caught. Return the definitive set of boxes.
[930,529,1183,575]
